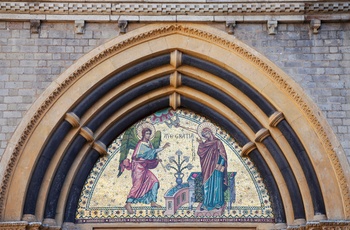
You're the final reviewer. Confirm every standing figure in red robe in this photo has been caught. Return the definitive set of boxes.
[197,126,228,211]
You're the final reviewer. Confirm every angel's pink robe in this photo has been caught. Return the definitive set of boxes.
[126,141,160,204]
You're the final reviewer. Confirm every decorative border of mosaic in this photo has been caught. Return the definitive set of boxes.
[76,109,274,223]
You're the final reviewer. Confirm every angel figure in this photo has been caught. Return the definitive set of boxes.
[118,122,170,214]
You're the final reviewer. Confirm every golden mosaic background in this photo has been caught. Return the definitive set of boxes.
[76,108,273,223]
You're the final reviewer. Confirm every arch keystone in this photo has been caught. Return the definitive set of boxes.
[170,92,181,110]
[170,71,182,88]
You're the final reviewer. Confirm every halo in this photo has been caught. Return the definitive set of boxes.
[136,122,156,140]
[197,122,217,138]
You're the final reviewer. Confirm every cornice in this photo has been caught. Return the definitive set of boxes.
[0,1,349,23]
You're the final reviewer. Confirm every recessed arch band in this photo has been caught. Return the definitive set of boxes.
[180,54,325,217]
[23,55,172,218]
[72,54,171,117]
[44,76,171,218]
[277,120,325,215]
[62,96,286,223]
[22,51,325,225]
[249,149,286,223]
[23,121,73,215]
[181,54,276,117]
[181,75,263,133]
[64,97,170,223]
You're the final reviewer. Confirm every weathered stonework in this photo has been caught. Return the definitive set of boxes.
[0,1,349,229]
[0,2,349,16]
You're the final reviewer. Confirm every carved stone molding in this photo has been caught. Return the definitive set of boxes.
[0,221,28,230]
[74,20,85,34]
[0,220,350,230]
[313,214,327,221]
[42,218,57,229]
[267,20,278,35]
[1,24,349,219]
[3,220,349,230]
[269,111,285,127]
[303,220,350,230]
[255,128,271,142]
[170,92,181,110]
[21,214,36,222]
[80,126,94,142]
[0,2,349,16]
[30,19,40,34]
[306,2,350,13]
[118,20,128,34]
[294,218,307,226]
[310,19,321,34]
[241,142,257,157]
[65,112,80,128]
[170,50,182,68]
[226,20,236,34]
[26,222,42,230]
[92,141,107,156]
[275,223,288,229]
[170,71,181,88]
[317,220,350,230]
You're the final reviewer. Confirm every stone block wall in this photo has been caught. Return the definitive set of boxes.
[0,21,349,160]
[0,21,120,158]
[233,22,350,158]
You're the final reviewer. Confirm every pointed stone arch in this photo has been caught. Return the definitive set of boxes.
[0,23,349,229]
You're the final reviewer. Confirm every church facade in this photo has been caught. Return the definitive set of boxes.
[0,1,350,229]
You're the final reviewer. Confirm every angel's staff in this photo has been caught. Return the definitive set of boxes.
[156,142,170,172]
[165,119,199,161]
[156,150,169,172]
[164,115,201,137]
[158,157,167,172]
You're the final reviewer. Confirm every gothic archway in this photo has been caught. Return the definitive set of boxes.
[0,23,349,229]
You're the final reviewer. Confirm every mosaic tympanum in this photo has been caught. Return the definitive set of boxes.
[76,108,273,223]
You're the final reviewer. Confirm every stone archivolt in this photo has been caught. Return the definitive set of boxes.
[0,23,349,229]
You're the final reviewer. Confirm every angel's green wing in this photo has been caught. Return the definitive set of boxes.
[118,126,138,177]
[151,131,161,149]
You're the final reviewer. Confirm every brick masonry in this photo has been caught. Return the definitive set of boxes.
[0,21,349,161]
